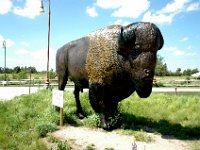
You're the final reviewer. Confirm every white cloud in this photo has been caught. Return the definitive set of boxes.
[96,0,123,9]
[30,48,56,71]
[174,50,185,56]
[114,19,123,25]
[111,0,150,18]
[20,41,30,47]
[0,0,12,14]
[186,2,200,12]
[180,37,188,42]
[86,6,98,17]
[185,52,196,56]
[164,46,196,56]
[87,0,200,25]
[16,49,30,55]
[13,0,41,19]
[142,11,175,24]
[187,45,192,50]
[0,35,15,48]
[13,47,56,71]
[88,0,150,18]
[159,0,190,14]
[114,19,130,26]
[143,0,200,24]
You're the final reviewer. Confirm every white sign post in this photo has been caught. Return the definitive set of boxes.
[53,90,63,108]
[52,90,64,126]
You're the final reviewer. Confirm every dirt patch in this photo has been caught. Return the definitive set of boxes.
[43,126,191,150]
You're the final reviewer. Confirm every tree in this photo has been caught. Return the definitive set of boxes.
[191,68,199,74]
[28,66,37,73]
[0,67,3,73]
[183,68,199,76]
[183,69,192,76]
[175,68,182,76]
[49,68,56,79]
[155,55,169,76]
[13,66,21,73]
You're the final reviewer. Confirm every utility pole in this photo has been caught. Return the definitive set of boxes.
[2,40,7,86]
[40,0,51,89]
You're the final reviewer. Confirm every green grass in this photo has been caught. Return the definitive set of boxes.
[0,90,59,149]
[119,93,200,139]
[0,90,200,149]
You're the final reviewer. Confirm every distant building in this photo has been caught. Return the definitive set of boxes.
[191,72,200,78]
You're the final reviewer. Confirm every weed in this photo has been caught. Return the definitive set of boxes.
[47,135,59,143]
[104,148,114,150]
[84,144,95,150]
[36,123,58,137]
[115,129,153,143]
[82,114,100,127]
[133,131,152,142]
[57,141,71,150]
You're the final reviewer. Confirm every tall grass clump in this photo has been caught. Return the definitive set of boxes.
[0,90,59,149]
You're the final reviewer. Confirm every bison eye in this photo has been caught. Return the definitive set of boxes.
[131,51,140,60]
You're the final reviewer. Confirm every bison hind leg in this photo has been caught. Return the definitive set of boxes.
[74,85,85,119]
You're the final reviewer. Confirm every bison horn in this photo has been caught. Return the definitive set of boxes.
[155,26,164,50]
[118,25,136,56]
[118,22,164,54]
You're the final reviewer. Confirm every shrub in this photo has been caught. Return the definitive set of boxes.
[18,71,28,79]
[57,141,71,150]
[36,123,58,137]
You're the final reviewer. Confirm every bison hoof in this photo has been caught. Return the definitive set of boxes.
[100,121,111,130]
[77,112,85,119]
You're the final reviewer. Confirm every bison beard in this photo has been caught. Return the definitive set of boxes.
[56,22,164,130]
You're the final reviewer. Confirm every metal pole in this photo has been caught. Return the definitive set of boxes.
[3,40,6,82]
[29,69,31,94]
[45,0,50,89]
[175,87,177,95]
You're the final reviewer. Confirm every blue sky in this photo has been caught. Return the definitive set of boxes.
[0,0,200,71]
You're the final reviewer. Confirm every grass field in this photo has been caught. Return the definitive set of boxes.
[0,90,200,149]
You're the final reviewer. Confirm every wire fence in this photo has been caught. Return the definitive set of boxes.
[1,78,200,88]
[156,79,200,87]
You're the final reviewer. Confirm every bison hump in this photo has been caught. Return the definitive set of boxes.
[86,27,122,85]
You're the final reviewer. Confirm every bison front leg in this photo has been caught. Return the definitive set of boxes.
[89,84,110,130]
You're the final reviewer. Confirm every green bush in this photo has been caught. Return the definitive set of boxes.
[36,123,58,137]
[18,71,28,79]
[156,82,165,87]
[57,141,71,150]
[84,144,95,150]
[49,70,57,79]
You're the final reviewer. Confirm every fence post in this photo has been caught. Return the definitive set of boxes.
[175,87,177,95]
[29,70,32,94]
[60,108,63,126]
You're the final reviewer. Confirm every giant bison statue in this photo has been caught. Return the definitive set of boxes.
[56,22,164,130]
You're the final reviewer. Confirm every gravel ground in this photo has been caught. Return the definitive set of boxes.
[45,126,190,150]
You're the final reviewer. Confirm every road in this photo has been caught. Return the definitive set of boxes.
[0,87,39,101]
[0,87,200,101]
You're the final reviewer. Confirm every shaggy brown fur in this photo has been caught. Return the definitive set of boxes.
[86,25,122,84]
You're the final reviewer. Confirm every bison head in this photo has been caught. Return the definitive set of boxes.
[118,22,164,98]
